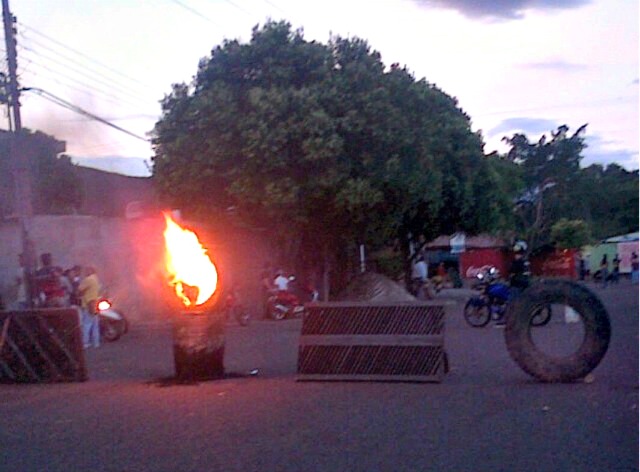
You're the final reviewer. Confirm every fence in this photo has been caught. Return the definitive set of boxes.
[298,302,447,382]
[0,308,87,383]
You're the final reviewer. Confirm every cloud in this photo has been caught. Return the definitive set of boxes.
[488,117,559,138]
[520,60,588,72]
[412,0,592,20]
[583,136,639,170]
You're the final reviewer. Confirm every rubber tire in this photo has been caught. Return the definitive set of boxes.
[505,280,611,383]
[270,306,287,321]
[464,298,491,328]
[530,305,552,327]
[234,307,250,326]
[101,319,122,342]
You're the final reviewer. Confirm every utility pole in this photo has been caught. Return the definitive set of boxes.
[3,0,36,307]
[2,0,21,131]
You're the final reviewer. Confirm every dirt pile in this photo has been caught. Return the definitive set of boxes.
[336,272,416,302]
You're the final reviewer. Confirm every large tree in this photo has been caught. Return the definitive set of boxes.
[152,21,508,293]
[500,124,638,250]
[502,124,588,251]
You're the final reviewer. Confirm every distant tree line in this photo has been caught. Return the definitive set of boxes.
[0,129,82,217]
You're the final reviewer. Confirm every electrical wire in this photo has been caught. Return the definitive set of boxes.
[168,0,222,26]
[17,22,151,90]
[18,46,156,105]
[18,32,157,102]
[23,87,149,142]
[18,56,155,111]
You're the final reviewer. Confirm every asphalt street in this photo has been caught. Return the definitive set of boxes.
[0,281,637,472]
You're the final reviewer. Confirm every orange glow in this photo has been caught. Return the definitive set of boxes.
[163,212,218,307]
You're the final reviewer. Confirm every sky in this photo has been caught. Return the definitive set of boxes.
[3,0,638,176]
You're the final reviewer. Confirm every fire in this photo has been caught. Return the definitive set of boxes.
[163,212,218,307]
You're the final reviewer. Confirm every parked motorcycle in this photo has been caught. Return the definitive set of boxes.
[463,267,551,328]
[267,276,318,321]
[223,287,250,326]
[96,298,129,342]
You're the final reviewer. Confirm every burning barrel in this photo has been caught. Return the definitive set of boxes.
[163,213,224,381]
[173,310,224,380]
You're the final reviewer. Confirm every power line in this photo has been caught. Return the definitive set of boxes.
[18,46,157,109]
[23,87,149,142]
[18,21,151,90]
[260,0,287,14]
[19,56,156,111]
[168,0,222,26]
[18,31,157,101]
[221,0,255,17]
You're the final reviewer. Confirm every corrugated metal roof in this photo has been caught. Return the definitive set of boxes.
[603,232,639,243]
[424,234,507,249]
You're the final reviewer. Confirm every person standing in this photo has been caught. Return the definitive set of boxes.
[35,253,66,307]
[411,255,429,300]
[259,262,275,318]
[578,254,586,281]
[611,254,621,284]
[599,254,609,288]
[11,253,29,310]
[631,252,639,284]
[78,266,101,348]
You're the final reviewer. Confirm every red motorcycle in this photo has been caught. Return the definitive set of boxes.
[266,276,318,321]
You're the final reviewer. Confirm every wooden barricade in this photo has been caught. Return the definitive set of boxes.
[297,302,447,382]
[0,308,87,383]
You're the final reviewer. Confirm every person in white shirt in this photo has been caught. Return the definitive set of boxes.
[411,255,431,300]
[274,270,290,291]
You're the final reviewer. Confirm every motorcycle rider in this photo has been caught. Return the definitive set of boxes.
[491,240,530,326]
[266,269,308,319]
[509,241,531,292]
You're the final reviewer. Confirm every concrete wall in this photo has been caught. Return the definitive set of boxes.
[0,215,272,322]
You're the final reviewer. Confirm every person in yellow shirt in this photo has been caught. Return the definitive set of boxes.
[78,266,101,348]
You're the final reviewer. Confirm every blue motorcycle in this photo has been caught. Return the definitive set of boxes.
[463,267,551,328]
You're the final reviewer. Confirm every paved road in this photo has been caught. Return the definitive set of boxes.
[0,281,637,471]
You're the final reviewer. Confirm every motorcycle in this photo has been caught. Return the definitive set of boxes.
[223,287,250,326]
[267,276,318,321]
[96,298,129,342]
[463,266,551,328]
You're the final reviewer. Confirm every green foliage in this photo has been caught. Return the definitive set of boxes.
[33,152,84,215]
[152,20,504,279]
[575,163,639,240]
[502,125,589,250]
[499,125,638,250]
[550,218,591,249]
[0,130,83,216]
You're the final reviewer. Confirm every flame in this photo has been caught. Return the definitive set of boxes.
[163,212,218,307]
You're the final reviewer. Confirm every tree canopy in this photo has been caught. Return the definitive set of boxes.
[152,21,637,290]
[498,124,638,250]
[152,20,509,282]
